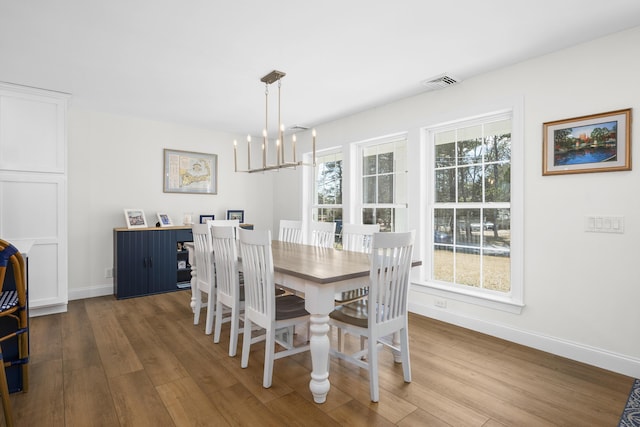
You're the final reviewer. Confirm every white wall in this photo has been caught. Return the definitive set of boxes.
[67,110,275,299]
[273,26,640,377]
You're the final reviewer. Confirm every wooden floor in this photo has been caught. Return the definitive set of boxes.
[5,290,634,426]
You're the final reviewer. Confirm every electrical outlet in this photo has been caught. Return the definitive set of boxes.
[435,299,447,308]
[105,268,113,278]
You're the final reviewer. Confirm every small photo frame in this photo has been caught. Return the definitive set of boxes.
[543,108,631,175]
[199,214,215,224]
[124,209,148,229]
[226,210,244,223]
[157,212,173,227]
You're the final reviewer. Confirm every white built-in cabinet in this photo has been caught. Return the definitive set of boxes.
[0,82,70,316]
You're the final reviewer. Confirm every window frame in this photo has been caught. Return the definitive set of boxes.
[354,133,409,232]
[304,147,343,246]
[420,103,524,313]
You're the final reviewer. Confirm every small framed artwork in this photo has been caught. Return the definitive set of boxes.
[199,214,215,224]
[124,209,148,229]
[157,212,173,227]
[163,149,218,194]
[226,210,244,223]
[543,108,631,175]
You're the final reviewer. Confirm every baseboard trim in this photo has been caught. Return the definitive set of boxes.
[69,284,114,301]
[409,302,640,379]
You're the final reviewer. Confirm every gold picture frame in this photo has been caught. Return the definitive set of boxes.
[542,109,631,175]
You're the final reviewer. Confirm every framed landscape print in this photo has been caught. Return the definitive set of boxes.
[164,149,218,194]
[543,109,631,175]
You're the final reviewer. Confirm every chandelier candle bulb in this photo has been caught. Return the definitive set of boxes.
[233,140,238,172]
[292,134,296,163]
[312,129,316,166]
[280,124,285,164]
[276,139,281,165]
[262,129,267,168]
[247,135,251,170]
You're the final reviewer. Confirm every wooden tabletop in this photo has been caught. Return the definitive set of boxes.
[271,241,371,284]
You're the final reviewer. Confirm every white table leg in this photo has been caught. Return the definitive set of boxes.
[186,244,197,313]
[308,313,331,403]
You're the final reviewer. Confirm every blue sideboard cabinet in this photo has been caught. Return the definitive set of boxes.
[113,226,193,299]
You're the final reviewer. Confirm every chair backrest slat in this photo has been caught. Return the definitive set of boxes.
[310,221,336,248]
[239,228,275,323]
[341,223,380,253]
[368,231,414,326]
[278,220,302,244]
[208,219,240,240]
[211,226,239,300]
[191,224,215,292]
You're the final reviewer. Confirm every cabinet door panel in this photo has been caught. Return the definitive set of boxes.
[147,230,177,294]
[115,231,148,298]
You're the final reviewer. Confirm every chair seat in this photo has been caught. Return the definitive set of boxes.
[0,291,18,311]
[329,299,368,328]
[275,295,308,320]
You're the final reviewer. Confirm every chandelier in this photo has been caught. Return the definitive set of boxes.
[234,70,316,173]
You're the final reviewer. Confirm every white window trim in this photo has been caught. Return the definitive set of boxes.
[419,97,524,313]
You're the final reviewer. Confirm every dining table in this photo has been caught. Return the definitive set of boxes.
[186,239,419,404]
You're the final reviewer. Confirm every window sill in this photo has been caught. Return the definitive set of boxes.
[412,281,524,314]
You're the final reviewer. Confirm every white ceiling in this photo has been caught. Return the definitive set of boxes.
[2,0,640,136]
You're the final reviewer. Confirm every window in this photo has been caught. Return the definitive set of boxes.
[312,150,343,244]
[426,110,522,310]
[357,136,408,232]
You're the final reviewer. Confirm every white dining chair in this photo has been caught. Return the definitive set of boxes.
[211,225,244,357]
[310,221,336,248]
[329,230,415,402]
[238,228,310,388]
[278,219,302,244]
[191,223,216,335]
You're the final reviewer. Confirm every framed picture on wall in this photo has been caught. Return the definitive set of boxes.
[157,212,173,227]
[542,108,632,175]
[226,210,244,223]
[163,149,218,194]
[124,209,148,229]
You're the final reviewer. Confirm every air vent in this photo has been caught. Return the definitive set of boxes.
[421,74,460,91]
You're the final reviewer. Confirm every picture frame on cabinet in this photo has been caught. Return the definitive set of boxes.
[157,212,173,227]
[226,210,244,223]
[543,108,632,175]
[124,209,148,229]
[199,214,215,224]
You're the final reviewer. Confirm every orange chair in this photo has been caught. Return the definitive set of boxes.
[0,239,31,427]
